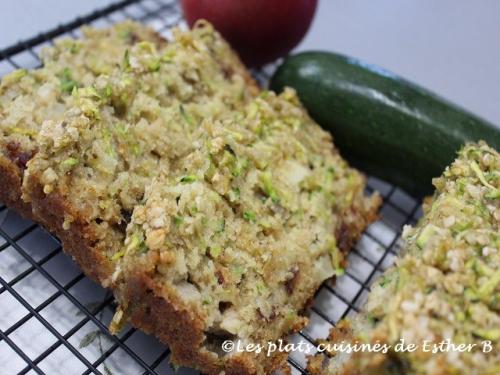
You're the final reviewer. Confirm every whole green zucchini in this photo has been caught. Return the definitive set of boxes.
[269,51,500,197]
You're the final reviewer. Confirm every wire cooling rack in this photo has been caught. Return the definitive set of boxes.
[0,1,424,374]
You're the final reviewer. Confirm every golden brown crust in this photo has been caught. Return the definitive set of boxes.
[118,271,292,375]
[24,172,116,284]
[120,272,249,374]
[338,191,382,254]
[0,156,115,285]
[0,156,33,218]
[123,273,210,365]
[307,354,327,375]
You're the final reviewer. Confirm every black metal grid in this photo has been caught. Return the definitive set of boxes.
[0,1,422,374]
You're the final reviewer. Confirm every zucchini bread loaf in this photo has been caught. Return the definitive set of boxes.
[3,20,381,375]
[23,21,259,284]
[308,142,499,375]
[0,20,165,217]
[109,88,381,374]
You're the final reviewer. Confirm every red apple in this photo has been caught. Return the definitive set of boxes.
[181,0,318,67]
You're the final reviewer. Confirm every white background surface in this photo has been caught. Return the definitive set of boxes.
[0,0,499,128]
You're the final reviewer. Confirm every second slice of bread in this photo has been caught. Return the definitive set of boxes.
[109,89,381,374]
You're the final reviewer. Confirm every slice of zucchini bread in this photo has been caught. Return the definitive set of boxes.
[308,142,499,375]
[110,88,381,374]
[23,21,259,284]
[0,21,165,217]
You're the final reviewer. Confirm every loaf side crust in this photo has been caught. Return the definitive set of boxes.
[0,155,33,218]
[24,172,118,283]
